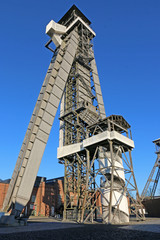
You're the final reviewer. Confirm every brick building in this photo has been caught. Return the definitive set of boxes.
[0,176,102,218]
[0,176,64,217]
[0,182,9,211]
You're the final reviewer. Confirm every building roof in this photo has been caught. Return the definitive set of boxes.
[107,115,131,130]
[153,138,160,146]
[0,178,10,184]
[58,5,91,25]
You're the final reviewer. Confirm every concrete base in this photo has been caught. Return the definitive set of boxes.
[0,215,27,226]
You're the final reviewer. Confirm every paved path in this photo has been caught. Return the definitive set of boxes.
[0,216,160,235]
[120,218,160,233]
[0,220,82,234]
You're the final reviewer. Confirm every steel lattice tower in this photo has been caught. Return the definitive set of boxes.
[56,6,145,223]
[141,138,160,199]
[1,5,145,225]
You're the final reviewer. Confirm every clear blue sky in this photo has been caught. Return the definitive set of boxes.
[0,0,160,194]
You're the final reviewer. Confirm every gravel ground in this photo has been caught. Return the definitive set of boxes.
[0,224,160,240]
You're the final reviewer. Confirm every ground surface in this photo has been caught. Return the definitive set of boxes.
[0,217,160,240]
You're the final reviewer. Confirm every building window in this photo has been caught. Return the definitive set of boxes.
[31,195,36,203]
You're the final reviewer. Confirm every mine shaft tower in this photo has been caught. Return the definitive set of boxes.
[141,138,160,199]
[1,5,144,225]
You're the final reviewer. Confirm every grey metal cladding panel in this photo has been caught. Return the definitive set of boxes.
[2,177,17,210]
[78,69,90,82]
[51,68,58,79]
[44,101,57,118]
[78,84,92,102]
[92,72,100,86]
[43,111,55,125]
[77,64,90,75]
[40,100,47,110]
[96,94,104,105]
[38,52,57,89]
[54,61,60,71]
[77,65,91,86]
[63,52,73,65]
[79,91,90,100]
[78,82,90,91]
[79,78,91,88]
[59,94,64,147]
[24,149,30,159]
[92,81,105,116]
[78,73,90,85]
[27,141,33,150]
[51,96,59,109]
[66,43,77,57]
[59,49,65,57]
[39,120,52,135]
[99,105,106,114]
[101,113,106,118]
[98,106,106,119]
[52,85,63,99]
[3,51,58,210]
[95,84,102,95]
[22,158,28,167]
[58,67,69,82]
[56,54,63,63]
[92,66,98,76]
[78,92,91,103]
[36,129,49,144]
[4,72,46,210]
[69,38,78,49]
[61,59,71,74]
[2,134,28,210]
[79,77,90,86]
[79,96,91,103]
[70,30,79,43]
[78,72,90,83]
[91,59,98,75]
[28,122,33,131]
[43,92,50,102]
[91,58,106,118]
[48,76,56,86]
[48,94,60,109]
[12,32,78,212]
[56,76,66,90]
[39,59,56,91]
[78,86,90,97]
[99,110,106,118]
[46,84,52,94]
[95,90,106,118]
[30,133,36,143]
[12,186,19,202]
[43,54,58,79]
[78,83,91,97]
[101,114,106,119]
[16,139,46,207]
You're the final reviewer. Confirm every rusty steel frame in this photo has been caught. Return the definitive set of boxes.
[58,6,145,223]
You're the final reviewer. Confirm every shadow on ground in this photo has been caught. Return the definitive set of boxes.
[0,223,160,240]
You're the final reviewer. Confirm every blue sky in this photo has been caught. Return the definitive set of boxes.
[0,0,160,194]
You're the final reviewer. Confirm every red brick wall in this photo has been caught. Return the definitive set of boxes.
[25,180,64,217]
[0,183,9,210]
[0,180,64,216]
[0,180,102,217]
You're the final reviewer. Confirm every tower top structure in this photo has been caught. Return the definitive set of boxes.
[58,5,91,26]
[46,4,95,47]
[153,138,160,153]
